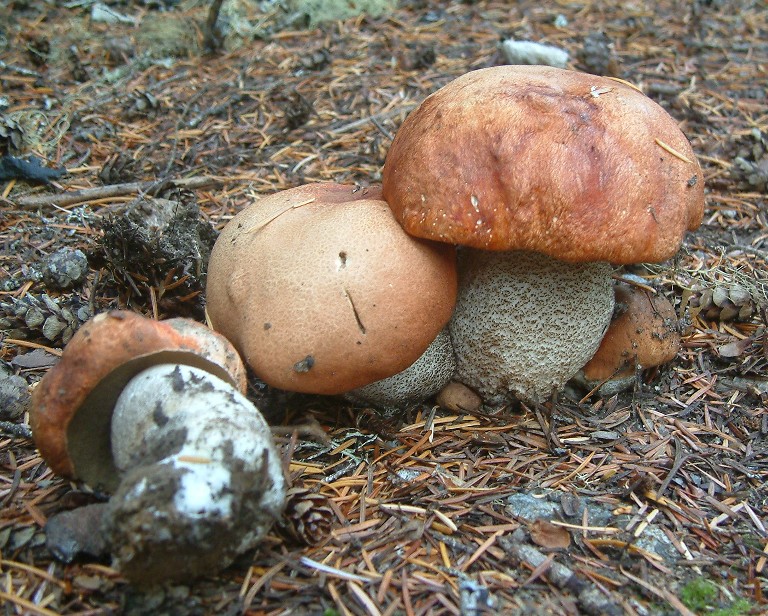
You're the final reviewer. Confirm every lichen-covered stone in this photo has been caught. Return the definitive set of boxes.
[450,250,614,406]
[285,0,396,26]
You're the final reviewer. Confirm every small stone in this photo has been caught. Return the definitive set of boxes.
[45,503,110,563]
[499,40,569,68]
[41,248,89,291]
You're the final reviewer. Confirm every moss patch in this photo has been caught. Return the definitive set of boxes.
[286,0,396,26]
[679,579,754,616]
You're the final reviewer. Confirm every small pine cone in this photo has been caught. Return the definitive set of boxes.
[690,284,756,322]
[279,487,334,546]
[0,293,91,345]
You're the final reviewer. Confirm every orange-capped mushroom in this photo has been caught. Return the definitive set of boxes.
[381,66,703,407]
[30,311,285,584]
[581,282,681,385]
[206,182,457,396]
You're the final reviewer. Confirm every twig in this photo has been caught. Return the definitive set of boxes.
[11,176,222,209]
[187,93,247,128]
[204,0,226,52]
[0,59,42,78]
[328,104,418,134]
[0,421,33,439]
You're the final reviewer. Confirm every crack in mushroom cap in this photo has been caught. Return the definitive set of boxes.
[205,183,457,395]
[382,65,704,263]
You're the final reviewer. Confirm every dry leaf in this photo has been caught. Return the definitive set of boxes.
[10,348,58,369]
[718,337,753,358]
[529,519,571,549]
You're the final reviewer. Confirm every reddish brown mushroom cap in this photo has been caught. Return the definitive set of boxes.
[581,283,681,382]
[382,66,704,264]
[30,311,246,491]
[205,183,457,395]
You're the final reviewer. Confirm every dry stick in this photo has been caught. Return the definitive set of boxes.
[12,176,221,210]
[0,421,33,440]
[656,435,688,497]
[499,534,624,616]
[328,103,418,134]
[0,59,42,78]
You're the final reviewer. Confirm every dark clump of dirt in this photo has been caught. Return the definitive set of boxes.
[96,191,217,318]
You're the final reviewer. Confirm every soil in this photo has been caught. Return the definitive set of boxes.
[1,0,767,615]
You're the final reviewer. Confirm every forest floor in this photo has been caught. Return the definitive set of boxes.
[1,0,767,614]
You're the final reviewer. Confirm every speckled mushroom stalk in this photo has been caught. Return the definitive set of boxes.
[30,311,285,585]
[382,65,705,408]
[450,250,614,406]
[343,327,456,411]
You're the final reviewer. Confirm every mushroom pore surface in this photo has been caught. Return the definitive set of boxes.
[206,183,457,395]
[450,250,615,406]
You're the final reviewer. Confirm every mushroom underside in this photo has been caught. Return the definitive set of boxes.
[449,249,615,407]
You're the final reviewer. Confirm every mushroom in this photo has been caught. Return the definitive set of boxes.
[343,327,456,411]
[435,381,483,414]
[30,311,285,584]
[576,282,682,396]
[382,66,704,407]
[206,182,457,399]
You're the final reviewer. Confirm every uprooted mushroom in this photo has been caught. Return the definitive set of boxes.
[30,311,285,585]
[382,65,704,408]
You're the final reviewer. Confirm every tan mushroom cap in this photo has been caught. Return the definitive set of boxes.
[382,65,704,264]
[581,283,681,382]
[205,183,457,395]
[30,311,246,491]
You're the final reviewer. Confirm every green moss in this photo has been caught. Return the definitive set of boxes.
[681,578,719,611]
[679,578,753,615]
[710,598,753,616]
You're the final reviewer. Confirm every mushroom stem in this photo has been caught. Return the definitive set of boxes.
[449,250,615,408]
[343,327,456,411]
[105,363,285,585]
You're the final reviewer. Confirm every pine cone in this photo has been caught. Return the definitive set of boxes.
[0,115,24,153]
[0,293,91,345]
[690,283,756,322]
[279,487,334,546]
